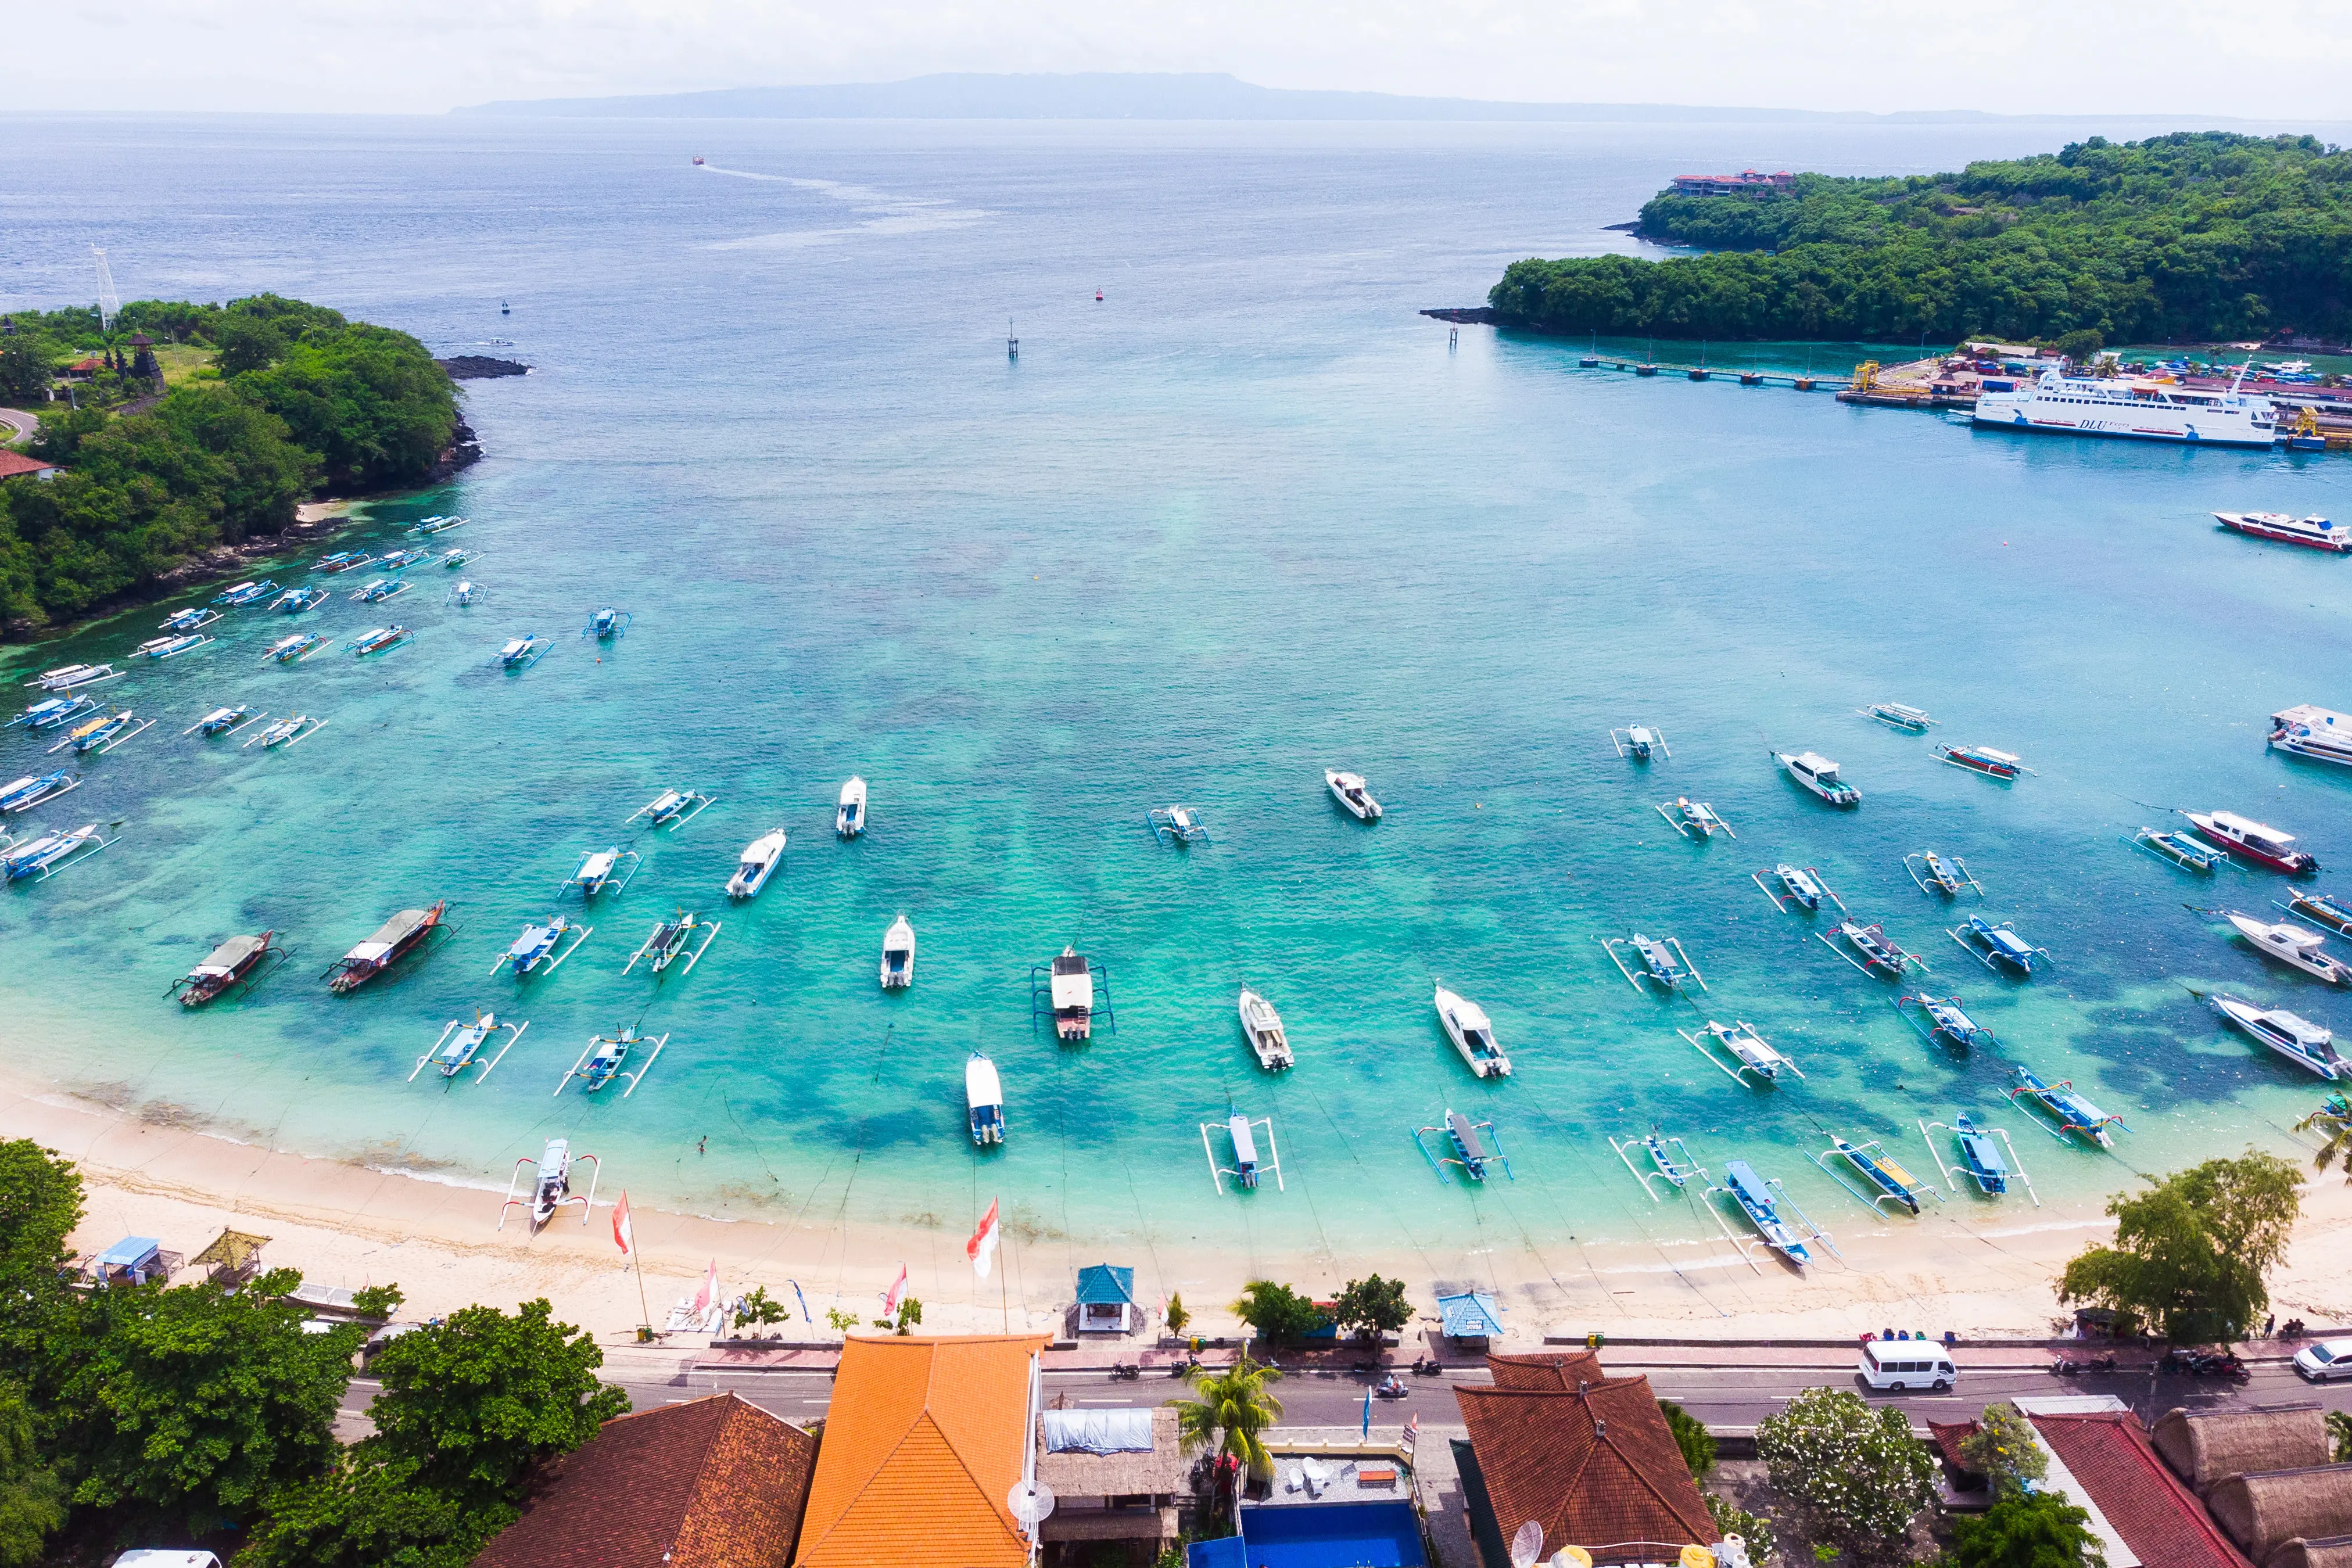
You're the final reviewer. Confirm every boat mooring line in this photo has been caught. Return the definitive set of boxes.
[1292,1077,1440,1281]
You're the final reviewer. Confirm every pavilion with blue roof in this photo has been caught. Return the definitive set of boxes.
[1074,1262,1138,1334]
[1436,1290,1506,1345]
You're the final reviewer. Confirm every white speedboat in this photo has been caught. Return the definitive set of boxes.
[726,829,787,899]
[1433,984,1511,1077]
[966,1052,1004,1145]
[1777,749,1859,806]
[2227,913,2352,985]
[1325,770,1382,821]
[1238,986,1293,1069]
[2211,993,2346,1078]
[2215,512,2351,552]
[836,776,867,837]
[880,915,915,988]
[2270,706,2352,768]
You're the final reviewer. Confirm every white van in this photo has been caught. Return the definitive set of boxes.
[1859,1340,1955,1391]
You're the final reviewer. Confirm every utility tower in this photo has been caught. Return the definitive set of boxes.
[91,245,120,333]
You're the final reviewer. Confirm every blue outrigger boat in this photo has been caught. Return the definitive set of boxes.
[0,770,81,814]
[2,823,112,881]
[1411,1108,1514,1184]
[184,705,264,739]
[349,577,410,604]
[377,547,429,569]
[161,607,222,633]
[583,606,631,639]
[2007,1067,2125,1147]
[491,916,590,978]
[1815,1136,1939,1215]
[1900,992,1995,1051]
[1719,1160,1817,1268]
[270,586,327,613]
[214,579,277,606]
[11,694,96,731]
[314,550,372,573]
[1954,916,2050,974]
[1951,1114,2013,1194]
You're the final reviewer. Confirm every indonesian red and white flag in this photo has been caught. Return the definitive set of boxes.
[1404,1413,1421,1451]
[611,1191,634,1257]
[881,1262,908,1322]
[691,1258,718,1318]
[967,1198,1001,1279]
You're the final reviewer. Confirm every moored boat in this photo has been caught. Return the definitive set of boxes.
[836,776,867,837]
[1434,983,1511,1077]
[270,587,326,612]
[1974,361,2275,447]
[158,607,221,634]
[2225,912,2352,985]
[33,662,124,691]
[1048,946,1096,1041]
[880,915,916,988]
[1,823,107,881]
[345,625,411,656]
[1721,1160,1812,1267]
[168,931,279,1006]
[214,579,277,606]
[325,902,448,992]
[1953,916,2050,975]
[0,770,80,813]
[2282,890,2352,936]
[313,550,373,573]
[2211,992,2346,1078]
[1776,749,1859,806]
[1951,1113,2012,1194]
[966,1052,1005,1146]
[1935,743,2031,780]
[726,830,787,899]
[137,633,212,659]
[2214,511,2351,551]
[12,695,95,730]
[2130,826,2229,872]
[493,916,587,978]
[1860,701,1936,731]
[2007,1065,2124,1147]
[2187,810,2317,875]
[1904,992,1994,1050]
[1325,769,1382,820]
[1683,1018,1801,1082]
[1822,918,1919,977]
[1238,986,1293,1069]
[266,632,327,663]
[2269,705,2352,769]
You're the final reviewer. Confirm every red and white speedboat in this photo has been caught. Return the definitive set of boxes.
[2213,512,2351,552]
[2186,810,2318,876]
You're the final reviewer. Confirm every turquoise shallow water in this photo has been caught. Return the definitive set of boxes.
[4,114,2351,1298]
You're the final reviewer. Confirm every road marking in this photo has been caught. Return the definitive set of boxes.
[801,1400,831,1406]
[1077,1398,1134,1405]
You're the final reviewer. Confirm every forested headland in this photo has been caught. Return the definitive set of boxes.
[1488,132,2352,345]
[0,295,459,633]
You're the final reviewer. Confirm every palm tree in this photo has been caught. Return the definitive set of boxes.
[1169,1355,1285,1483]
[2296,1095,2352,1183]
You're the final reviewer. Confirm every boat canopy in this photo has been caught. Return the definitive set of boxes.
[1450,998,1494,1032]
[965,1054,1003,1107]
[366,909,435,947]
[2275,704,2352,731]
[198,934,266,974]
[1792,752,1838,776]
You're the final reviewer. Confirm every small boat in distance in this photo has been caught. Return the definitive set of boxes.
[2214,511,2351,552]
[1906,851,1981,898]
[1754,862,1844,914]
[2130,826,2229,872]
[11,695,95,731]
[411,514,467,535]
[376,547,429,569]
[1776,749,1860,806]
[266,632,327,663]
[0,770,81,813]
[1145,803,1209,845]
[185,704,263,738]
[214,579,276,606]
[880,916,916,988]
[1611,725,1669,761]
[622,910,722,978]
[1433,983,1511,1077]
[563,846,637,898]
[1658,797,1735,839]
[245,715,326,749]
[325,902,448,992]
[1238,986,1294,1070]
[345,625,412,656]
[270,587,326,613]
[966,1052,1005,1146]
[158,607,220,634]
[167,931,279,1006]
[627,787,715,832]
[726,830,787,899]
[836,777,867,837]
[447,579,482,606]
[1860,701,1936,731]
[2225,912,2352,986]
[583,606,631,639]
[54,708,152,756]
[440,548,478,569]
[2281,890,2352,936]
[349,577,409,604]
[2269,705,2352,769]
[137,633,212,660]
[1935,743,2032,780]
[495,633,548,671]
[313,550,373,573]
[2187,810,2318,876]
[1325,769,1382,820]
[30,662,124,691]
[2210,993,2346,1078]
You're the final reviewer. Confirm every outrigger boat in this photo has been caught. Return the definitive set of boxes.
[447,579,482,606]
[2268,705,2352,769]
[1859,701,1937,731]
[2224,912,2352,985]
[11,695,96,731]
[491,916,590,978]
[410,1010,529,1083]
[31,662,124,691]
[1935,1112,2027,1198]
[1776,749,1860,806]
[2186,810,2317,876]
[622,910,721,977]
[1754,863,1845,914]
[555,1025,667,1096]
[345,625,412,656]
[52,708,152,756]
[1604,932,1707,992]
[1433,983,1512,1077]
[2210,992,2346,1078]
[498,1139,598,1232]
[410,514,467,535]
[1203,1107,1285,1193]
[214,579,277,606]
[1657,797,1735,839]
[1815,1136,1938,1215]
[324,902,449,992]
[2213,511,2352,551]
[562,846,639,898]
[136,633,213,660]
[1238,986,1293,1068]
[313,550,374,573]
[1412,1109,1511,1184]
[967,1052,1005,1146]
[1038,945,1110,1041]
[0,771,80,813]
[583,606,631,638]
[244,714,325,749]
[167,931,281,1006]
[2280,890,2352,935]
[1325,769,1382,820]
[1716,1161,1820,1269]
[266,632,327,663]
[184,705,264,739]
[2007,1066,2125,1147]
[1952,916,2050,975]
[2,823,112,882]
[494,632,548,671]
[376,547,429,569]
[880,915,916,988]
[349,576,410,604]
[837,776,868,837]
[726,830,787,898]
[269,587,326,613]
[1145,802,1207,845]
[626,787,715,832]
[439,548,478,569]
[1820,919,1925,978]
[1936,742,2033,780]
[1610,725,1669,760]
[1680,1019,1803,1084]
[2130,826,2229,873]
[1609,1128,1706,1201]
[1901,992,1995,1050]
[159,607,221,634]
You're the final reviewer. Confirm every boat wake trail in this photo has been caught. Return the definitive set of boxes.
[697,163,990,250]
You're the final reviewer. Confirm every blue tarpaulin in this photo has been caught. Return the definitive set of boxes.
[1044,1408,1154,1454]
[96,1237,161,1268]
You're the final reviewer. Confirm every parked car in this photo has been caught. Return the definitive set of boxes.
[1858,1339,1956,1392]
[2293,1339,2352,1383]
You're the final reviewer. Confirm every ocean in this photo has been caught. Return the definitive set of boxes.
[3,111,2349,1305]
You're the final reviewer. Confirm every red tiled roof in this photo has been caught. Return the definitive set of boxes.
[0,450,57,479]
[1927,1418,1982,1475]
[1457,1370,1715,1560]
[1485,1349,1603,1392]
[473,1392,819,1568]
[2029,1411,2254,1568]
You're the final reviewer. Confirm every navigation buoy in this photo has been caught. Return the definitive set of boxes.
[1095,289,1103,302]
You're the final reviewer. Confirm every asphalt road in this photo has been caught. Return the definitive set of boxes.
[0,409,36,445]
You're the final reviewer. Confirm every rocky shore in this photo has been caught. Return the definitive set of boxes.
[434,355,529,379]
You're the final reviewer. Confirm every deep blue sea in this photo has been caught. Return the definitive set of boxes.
[3,113,2350,1295]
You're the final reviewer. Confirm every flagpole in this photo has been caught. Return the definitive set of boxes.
[633,1243,651,1336]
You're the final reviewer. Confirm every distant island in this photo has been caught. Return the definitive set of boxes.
[1489,131,2351,346]
[456,70,2034,124]
[0,297,463,634]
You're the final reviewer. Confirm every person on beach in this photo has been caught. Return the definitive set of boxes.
[697,1136,708,1155]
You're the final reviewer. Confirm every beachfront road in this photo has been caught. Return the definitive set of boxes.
[336,1354,2352,1440]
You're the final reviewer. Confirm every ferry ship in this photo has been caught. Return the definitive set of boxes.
[1974,361,2275,448]
[2214,511,2350,552]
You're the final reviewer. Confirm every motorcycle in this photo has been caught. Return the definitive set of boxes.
[1410,1357,1444,1376]
[1374,1375,1409,1400]
[1109,1363,1140,1382]
[1168,1357,1201,1379]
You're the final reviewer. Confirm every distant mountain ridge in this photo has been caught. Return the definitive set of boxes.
[455,71,2025,123]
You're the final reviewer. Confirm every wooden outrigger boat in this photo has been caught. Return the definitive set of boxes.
[1952,916,2050,975]
[167,931,284,1006]
[2281,890,2352,935]
[2130,826,2229,873]
[1603,932,1706,992]
[2007,1067,2125,1147]
[1815,1135,1939,1215]
[313,550,374,572]
[410,514,467,535]
[0,770,81,813]
[1905,851,1981,897]
[266,632,327,663]
[1899,992,1994,1050]
[243,715,325,749]
[1754,862,1845,914]
[349,576,411,604]
[583,605,631,638]
[1657,796,1734,839]
[1917,1113,2037,1203]
[137,633,213,660]
[1820,919,1925,978]
[498,1139,598,1231]
[1859,701,1936,731]
[31,661,125,691]
[1237,985,1293,1068]
[184,705,266,740]
[1680,1019,1802,1085]
[1712,1161,1832,1270]
[1,823,113,882]
[50,708,151,756]
[440,548,479,569]
[1145,802,1206,845]
[563,846,639,898]
[377,547,429,569]
[1610,724,1669,760]
[158,607,221,634]
[554,1025,666,1097]
[622,910,720,978]
[495,632,549,671]
[270,586,327,613]
[1411,1109,1511,1185]
[345,625,412,656]
[626,787,715,833]
[325,902,449,992]
[12,694,96,730]
[214,579,277,606]
[1609,1128,1707,1201]
[491,916,590,978]
[411,1010,529,1083]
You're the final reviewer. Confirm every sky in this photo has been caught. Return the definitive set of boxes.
[13,0,2352,119]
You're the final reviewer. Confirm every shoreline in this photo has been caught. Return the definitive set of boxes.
[13,1061,2350,1350]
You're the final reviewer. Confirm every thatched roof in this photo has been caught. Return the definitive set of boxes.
[2207,1466,2352,1563]
[191,1230,269,1269]
[2153,1405,2332,1495]
[1035,1405,1189,1499]
[2268,1535,2352,1568]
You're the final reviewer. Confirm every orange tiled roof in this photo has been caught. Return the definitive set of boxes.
[794,1333,1048,1568]
[1457,1369,1715,1560]
[0,451,58,480]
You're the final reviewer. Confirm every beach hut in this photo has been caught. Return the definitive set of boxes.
[2153,1404,2333,1496]
[1073,1263,1138,1335]
[190,1229,271,1287]
[85,1236,177,1289]
[1435,1290,1505,1348]
[1036,1405,1190,1553]
[2208,1467,2352,1566]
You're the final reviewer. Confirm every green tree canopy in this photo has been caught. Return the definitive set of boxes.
[1169,1356,1285,1482]
[0,1380,69,1568]
[1959,1402,2050,1497]
[1755,1386,1938,1567]
[1948,1488,2106,1568]
[1232,1280,1330,1344]
[1659,1399,1716,1479]
[0,343,48,405]
[0,1140,84,1376]
[2058,1150,2301,1342]
[213,316,286,377]
[1330,1275,1410,1344]
[235,1453,480,1568]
